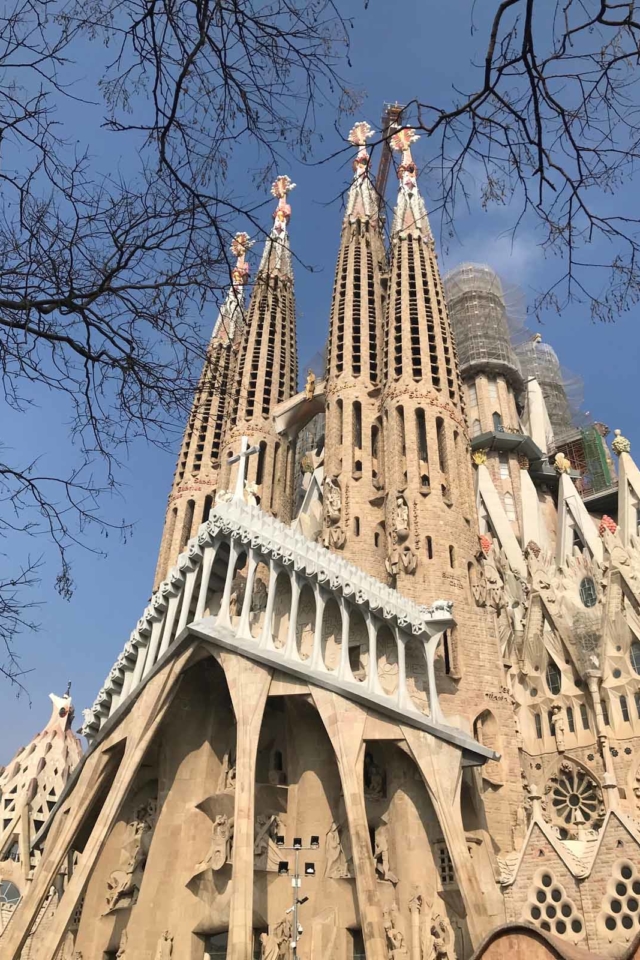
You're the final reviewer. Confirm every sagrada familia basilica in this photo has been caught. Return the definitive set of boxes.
[3,121,640,960]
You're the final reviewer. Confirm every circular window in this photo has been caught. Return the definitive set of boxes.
[631,642,640,675]
[537,890,547,903]
[612,900,622,914]
[628,898,639,912]
[616,883,628,897]
[542,874,553,888]
[623,916,634,930]
[606,917,617,931]
[551,888,562,903]
[531,906,541,920]
[622,865,633,880]
[546,660,562,695]
[549,764,603,833]
[546,906,557,919]
[613,669,622,678]
[571,920,583,934]
[556,921,567,935]
[0,881,20,906]
[579,577,598,607]
[541,921,551,932]
[561,904,572,918]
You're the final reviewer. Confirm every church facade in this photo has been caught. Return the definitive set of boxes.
[2,122,640,960]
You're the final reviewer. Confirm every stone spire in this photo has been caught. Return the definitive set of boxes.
[222,177,299,520]
[153,233,253,589]
[322,122,388,577]
[0,693,83,882]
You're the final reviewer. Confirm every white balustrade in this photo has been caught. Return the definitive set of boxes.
[81,499,489,761]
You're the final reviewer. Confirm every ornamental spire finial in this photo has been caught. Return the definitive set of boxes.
[345,121,378,223]
[348,121,375,173]
[230,232,253,291]
[271,175,296,235]
[391,127,420,191]
[612,428,631,456]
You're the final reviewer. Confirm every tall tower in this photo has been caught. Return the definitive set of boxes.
[322,122,387,577]
[380,130,522,851]
[153,233,252,589]
[381,128,470,594]
[222,176,298,521]
[444,263,525,539]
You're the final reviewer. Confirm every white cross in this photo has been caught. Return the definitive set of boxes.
[227,436,260,500]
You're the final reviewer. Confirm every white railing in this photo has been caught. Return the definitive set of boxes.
[81,500,492,761]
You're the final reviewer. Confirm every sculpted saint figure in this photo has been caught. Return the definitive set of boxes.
[324,478,342,523]
[324,821,349,879]
[155,931,173,960]
[373,820,398,884]
[260,932,280,960]
[197,814,234,872]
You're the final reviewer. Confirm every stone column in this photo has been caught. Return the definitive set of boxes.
[312,688,388,960]
[402,725,497,946]
[217,652,272,960]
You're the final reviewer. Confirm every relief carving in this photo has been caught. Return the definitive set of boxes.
[155,931,173,960]
[259,932,280,960]
[324,821,350,879]
[196,814,234,872]
[103,798,157,914]
[373,818,398,884]
[254,814,285,871]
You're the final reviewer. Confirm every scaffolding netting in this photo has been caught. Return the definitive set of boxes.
[443,263,524,390]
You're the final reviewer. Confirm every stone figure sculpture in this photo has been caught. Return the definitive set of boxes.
[364,753,385,799]
[305,369,316,400]
[427,913,456,960]
[217,750,236,793]
[373,819,398,884]
[395,496,410,539]
[384,904,409,959]
[155,931,173,960]
[273,915,293,958]
[324,477,342,523]
[197,814,234,872]
[254,814,283,871]
[324,821,349,879]
[116,931,128,959]
[104,798,157,913]
[260,932,280,960]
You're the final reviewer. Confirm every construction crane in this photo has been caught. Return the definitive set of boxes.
[374,102,405,207]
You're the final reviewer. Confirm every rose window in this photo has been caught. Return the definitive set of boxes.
[546,763,604,836]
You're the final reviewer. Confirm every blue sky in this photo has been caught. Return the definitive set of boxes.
[2,0,638,758]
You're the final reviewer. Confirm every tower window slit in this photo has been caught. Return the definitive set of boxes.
[394,244,403,377]
[436,417,448,483]
[202,495,213,525]
[367,248,378,382]
[407,239,422,379]
[353,401,363,476]
[396,406,406,459]
[256,441,267,485]
[426,536,433,560]
[337,399,344,446]
[352,243,362,376]
[270,443,280,510]
[181,499,196,548]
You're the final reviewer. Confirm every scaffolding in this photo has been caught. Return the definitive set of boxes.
[443,263,524,391]
[513,338,577,442]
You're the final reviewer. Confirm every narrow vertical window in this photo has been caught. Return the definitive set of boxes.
[181,499,196,548]
[580,703,590,730]
[201,495,213,525]
[635,691,640,719]
[443,631,451,675]
[535,714,543,739]
[472,419,482,438]
[601,699,610,726]
[449,545,455,568]
[620,695,630,722]
[337,399,343,445]
[436,417,447,474]
[256,440,267,485]
[566,707,575,733]
[415,409,428,462]
[397,406,406,457]
[426,536,433,560]
[353,401,362,448]
[467,382,478,408]
[499,454,509,479]
[504,492,516,522]
[270,442,280,510]
[354,517,360,536]
[493,411,503,432]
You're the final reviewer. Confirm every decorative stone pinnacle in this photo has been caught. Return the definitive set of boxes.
[348,121,375,177]
[599,515,617,537]
[554,451,572,474]
[270,175,296,238]
[612,428,631,456]
[230,232,253,288]
[472,449,488,466]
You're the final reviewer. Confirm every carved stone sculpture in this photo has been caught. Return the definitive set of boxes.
[551,705,566,752]
[116,931,128,959]
[395,496,410,540]
[384,903,409,959]
[217,750,236,793]
[364,753,385,799]
[103,798,157,913]
[428,913,456,960]
[324,477,342,524]
[254,814,283,871]
[273,914,293,958]
[155,931,173,960]
[197,814,234,872]
[260,931,280,960]
[373,819,398,884]
[305,369,316,400]
[324,821,349,879]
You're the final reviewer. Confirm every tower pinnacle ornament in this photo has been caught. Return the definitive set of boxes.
[389,127,433,241]
[346,121,378,223]
[212,232,254,342]
[259,175,296,276]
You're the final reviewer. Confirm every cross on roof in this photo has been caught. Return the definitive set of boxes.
[227,436,260,500]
